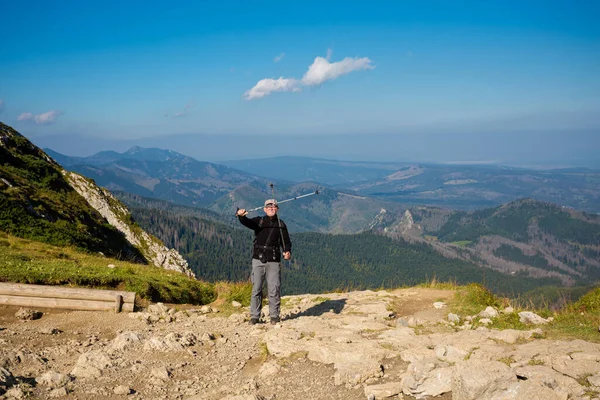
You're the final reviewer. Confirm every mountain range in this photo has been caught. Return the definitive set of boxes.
[1,121,599,297]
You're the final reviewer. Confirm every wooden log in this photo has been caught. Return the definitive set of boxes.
[0,295,134,312]
[0,282,135,303]
[0,282,135,312]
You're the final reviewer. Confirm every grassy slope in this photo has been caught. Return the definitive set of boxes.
[0,232,214,306]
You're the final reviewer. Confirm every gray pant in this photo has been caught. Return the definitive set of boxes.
[250,259,281,320]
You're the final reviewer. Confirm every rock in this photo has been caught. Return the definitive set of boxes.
[433,302,446,309]
[452,360,518,400]
[114,385,132,395]
[588,374,600,387]
[15,308,42,320]
[259,361,281,378]
[401,358,452,398]
[500,380,567,400]
[151,366,171,381]
[199,305,212,314]
[518,311,550,325]
[148,303,170,315]
[36,371,71,388]
[71,350,113,378]
[448,313,460,323]
[4,386,27,399]
[479,307,499,319]
[39,327,62,335]
[552,357,600,380]
[107,264,116,268]
[48,387,69,398]
[0,366,14,389]
[228,313,246,324]
[514,365,584,398]
[65,171,195,277]
[232,301,242,308]
[364,381,402,398]
[108,331,143,353]
[502,306,515,314]
[479,318,492,326]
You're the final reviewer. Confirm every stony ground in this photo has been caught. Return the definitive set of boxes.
[0,288,599,400]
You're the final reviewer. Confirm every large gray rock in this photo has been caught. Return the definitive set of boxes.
[64,171,194,277]
[36,371,71,388]
[514,365,584,398]
[452,360,517,400]
[401,358,452,399]
[493,380,567,400]
[71,351,113,378]
[518,311,549,325]
[107,331,143,353]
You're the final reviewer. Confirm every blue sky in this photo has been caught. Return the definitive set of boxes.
[1,1,599,163]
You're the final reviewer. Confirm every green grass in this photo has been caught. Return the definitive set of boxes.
[449,282,600,343]
[451,283,503,316]
[450,240,472,247]
[0,233,216,305]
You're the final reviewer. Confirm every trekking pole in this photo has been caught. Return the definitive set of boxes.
[235,189,319,215]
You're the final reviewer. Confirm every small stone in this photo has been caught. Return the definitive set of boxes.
[232,301,242,308]
[48,387,68,398]
[199,305,212,313]
[433,302,446,309]
[15,308,42,320]
[107,264,116,268]
[40,327,62,335]
[479,318,492,325]
[448,313,460,323]
[479,306,499,318]
[114,385,132,395]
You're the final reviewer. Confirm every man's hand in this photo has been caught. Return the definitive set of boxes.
[283,251,291,260]
[236,208,248,217]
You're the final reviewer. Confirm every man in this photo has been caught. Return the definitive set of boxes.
[236,199,292,325]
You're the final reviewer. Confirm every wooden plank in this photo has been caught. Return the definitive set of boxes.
[0,295,134,312]
[0,282,135,303]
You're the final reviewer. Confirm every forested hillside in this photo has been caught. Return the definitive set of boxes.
[381,199,600,286]
[128,203,562,296]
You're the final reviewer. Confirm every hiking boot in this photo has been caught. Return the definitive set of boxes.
[249,318,259,325]
[270,317,280,325]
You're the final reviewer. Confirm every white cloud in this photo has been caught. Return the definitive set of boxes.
[243,77,300,100]
[17,112,34,121]
[243,53,374,100]
[17,110,64,124]
[0,100,4,115]
[301,56,374,86]
[274,53,285,62]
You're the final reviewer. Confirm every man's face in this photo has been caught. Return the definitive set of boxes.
[264,204,278,217]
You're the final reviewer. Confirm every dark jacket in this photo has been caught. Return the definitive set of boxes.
[238,215,292,262]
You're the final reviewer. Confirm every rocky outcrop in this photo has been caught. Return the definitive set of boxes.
[64,171,195,278]
[1,288,599,399]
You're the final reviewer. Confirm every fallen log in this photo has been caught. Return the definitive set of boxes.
[0,282,135,312]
